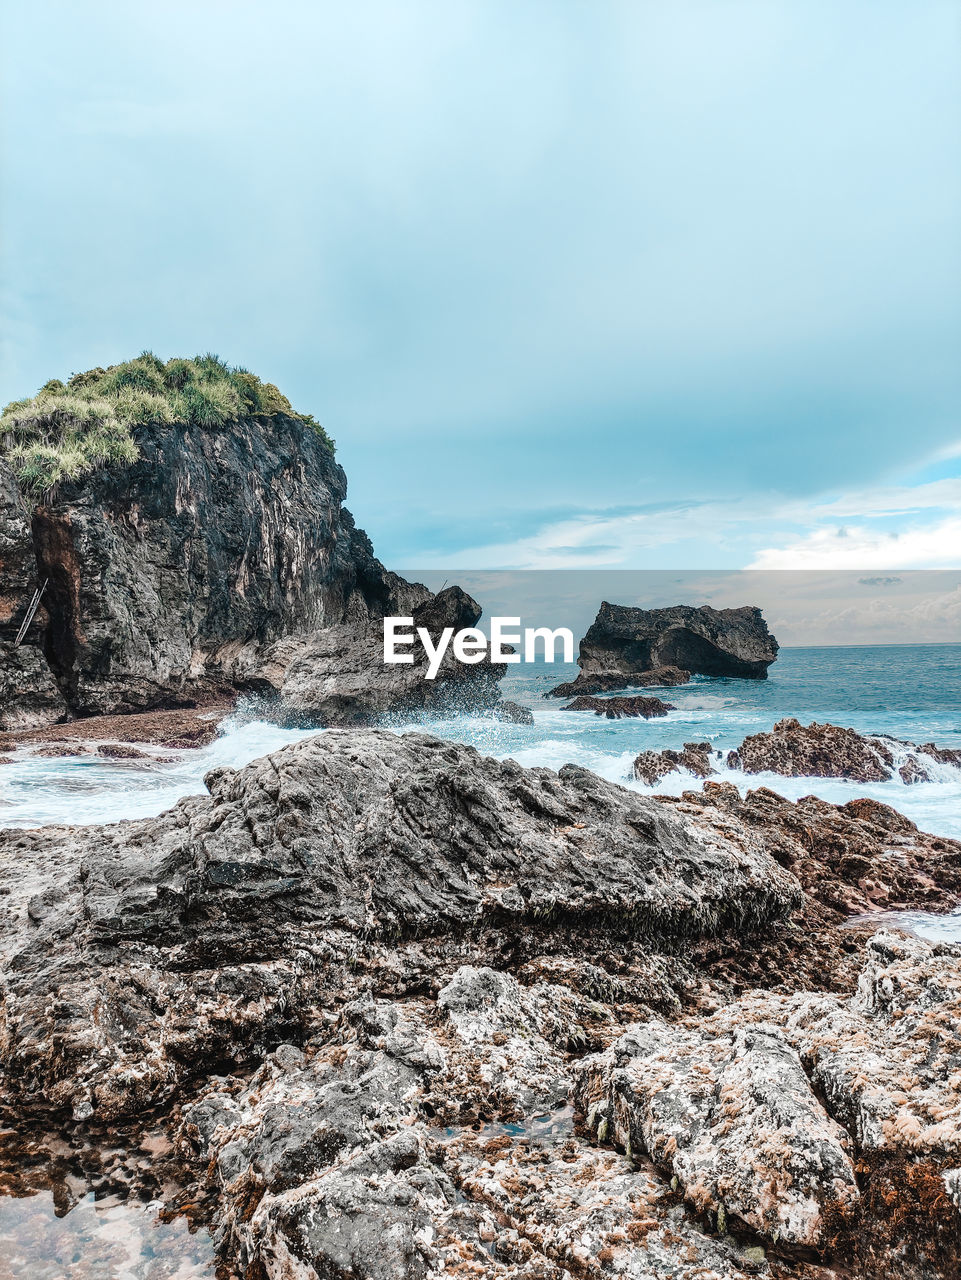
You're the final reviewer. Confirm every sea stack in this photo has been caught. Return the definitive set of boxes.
[549,601,778,697]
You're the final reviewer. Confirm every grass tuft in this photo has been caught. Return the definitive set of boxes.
[1,354,334,494]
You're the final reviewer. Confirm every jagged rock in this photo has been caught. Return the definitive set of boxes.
[1,415,429,721]
[0,459,69,729]
[633,742,716,785]
[0,730,802,1119]
[727,718,961,785]
[547,666,691,698]
[493,700,535,724]
[561,695,675,719]
[268,586,506,725]
[574,1020,859,1247]
[548,603,777,698]
[664,783,961,921]
[698,932,961,1181]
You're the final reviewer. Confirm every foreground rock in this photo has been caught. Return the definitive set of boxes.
[3,734,961,1278]
[562,694,675,719]
[729,718,961,784]
[0,730,801,1120]
[548,603,777,697]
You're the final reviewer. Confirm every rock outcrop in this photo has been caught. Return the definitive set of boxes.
[561,694,675,719]
[0,731,802,1121]
[633,741,717,785]
[729,718,961,784]
[0,409,459,726]
[256,586,506,725]
[548,603,777,697]
[2,734,961,1278]
[547,665,691,698]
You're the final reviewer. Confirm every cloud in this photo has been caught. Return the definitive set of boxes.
[749,516,961,571]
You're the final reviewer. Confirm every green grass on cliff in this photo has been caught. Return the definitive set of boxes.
[0,352,335,494]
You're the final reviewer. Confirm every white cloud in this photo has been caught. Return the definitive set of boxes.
[749,516,961,570]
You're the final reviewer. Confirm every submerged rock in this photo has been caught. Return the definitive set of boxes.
[548,602,777,698]
[561,694,675,719]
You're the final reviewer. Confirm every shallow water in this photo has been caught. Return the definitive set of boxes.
[0,1192,216,1280]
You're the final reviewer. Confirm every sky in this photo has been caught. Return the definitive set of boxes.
[2,0,960,573]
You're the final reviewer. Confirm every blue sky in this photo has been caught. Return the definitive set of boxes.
[2,1,959,569]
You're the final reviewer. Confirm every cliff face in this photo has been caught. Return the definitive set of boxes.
[0,414,425,724]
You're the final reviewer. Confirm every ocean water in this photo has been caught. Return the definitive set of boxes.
[2,644,960,833]
[2,645,960,938]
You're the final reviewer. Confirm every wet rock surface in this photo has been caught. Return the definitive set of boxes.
[260,587,507,726]
[549,603,777,698]
[728,718,961,784]
[1,734,959,1279]
[547,666,691,698]
[633,741,717,785]
[561,695,676,719]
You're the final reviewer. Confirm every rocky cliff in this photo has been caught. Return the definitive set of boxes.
[0,373,436,726]
[549,601,778,697]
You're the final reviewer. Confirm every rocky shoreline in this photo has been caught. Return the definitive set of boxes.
[0,730,958,1279]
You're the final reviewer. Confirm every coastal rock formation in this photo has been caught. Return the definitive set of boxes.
[633,741,716,785]
[2,734,961,1277]
[562,694,675,719]
[548,603,777,697]
[0,730,801,1120]
[261,586,505,725]
[547,665,691,698]
[0,460,69,729]
[2,360,470,725]
[729,718,961,784]
[575,1021,860,1248]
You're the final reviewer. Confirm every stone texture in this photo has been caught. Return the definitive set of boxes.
[0,459,69,729]
[575,1021,859,1247]
[0,416,430,722]
[549,603,777,698]
[0,730,802,1120]
[267,587,506,726]
[728,718,961,785]
[633,742,716,785]
[547,666,691,698]
[561,695,675,719]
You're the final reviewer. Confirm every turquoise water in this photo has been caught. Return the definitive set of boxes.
[2,645,960,843]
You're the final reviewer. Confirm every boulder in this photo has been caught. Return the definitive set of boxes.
[268,586,506,725]
[548,603,777,697]
[633,742,716,785]
[0,730,802,1119]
